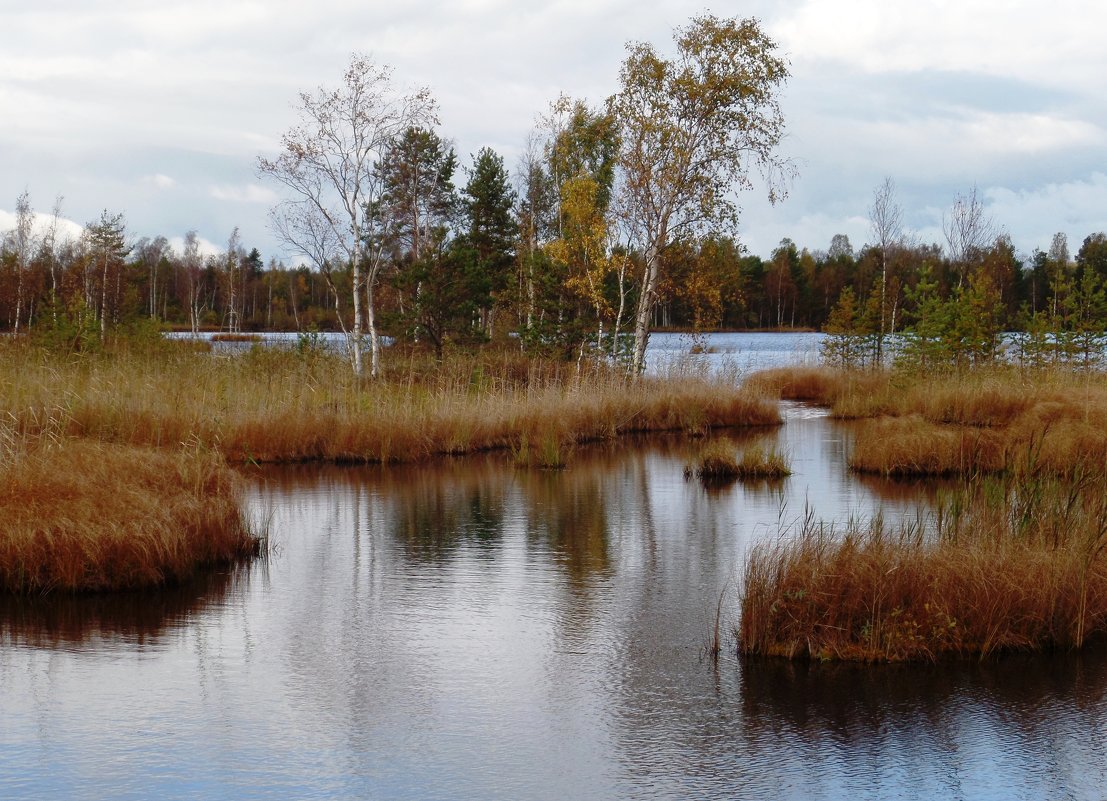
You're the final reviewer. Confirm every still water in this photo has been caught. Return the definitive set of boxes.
[4,340,1107,800]
[170,329,826,377]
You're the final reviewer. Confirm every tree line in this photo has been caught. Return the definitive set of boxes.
[5,177,1103,364]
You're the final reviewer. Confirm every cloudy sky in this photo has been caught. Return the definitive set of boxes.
[2,0,1105,262]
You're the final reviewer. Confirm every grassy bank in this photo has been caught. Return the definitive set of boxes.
[748,365,1107,477]
[0,440,261,593]
[740,472,1107,661]
[741,364,1107,661]
[1,340,780,465]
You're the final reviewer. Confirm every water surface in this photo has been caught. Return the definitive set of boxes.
[3,338,1105,800]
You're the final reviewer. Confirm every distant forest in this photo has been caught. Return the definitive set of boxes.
[3,181,1105,358]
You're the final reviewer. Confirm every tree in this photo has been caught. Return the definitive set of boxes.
[669,236,743,334]
[4,191,36,334]
[374,126,458,339]
[259,53,436,377]
[943,185,995,288]
[822,286,867,368]
[84,210,129,339]
[515,133,558,333]
[222,227,244,333]
[545,96,620,224]
[1047,231,1072,314]
[133,235,169,321]
[898,267,1004,370]
[609,14,793,373]
[546,174,613,356]
[1077,232,1107,280]
[868,177,904,362]
[179,230,206,335]
[463,147,517,338]
[377,126,457,267]
[766,239,799,328]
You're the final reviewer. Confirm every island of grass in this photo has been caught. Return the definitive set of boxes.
[740,365,1107,662]
[686,440,792,481]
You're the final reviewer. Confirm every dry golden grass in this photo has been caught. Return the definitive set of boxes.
[735,445,792,479]
[0,342,780,465]
[744,366,874,406]
[686,440,792,481]
[740,473,1107,661]
[829,369,1061,425]
[848,416,1007,476]
[0,440,260,593]
[747,365,1087,423]
[751,365,1107,477]
[686,440,742,480]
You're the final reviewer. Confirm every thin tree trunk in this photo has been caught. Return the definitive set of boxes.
[631,243,660,375]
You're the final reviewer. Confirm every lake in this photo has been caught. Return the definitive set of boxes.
[3,334,1106,800]
[167,329,825,377]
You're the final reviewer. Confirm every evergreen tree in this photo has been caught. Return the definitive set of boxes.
[375,127,458,343]
[463,147,517,337]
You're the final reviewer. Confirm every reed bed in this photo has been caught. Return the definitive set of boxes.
[0,342,780,465]
[0,440,261,593]
[848,416,1007,476]
[746,365,1098,425]
[744,366,870,406]
[740,473,1107,661]
[687,440,792,481]
[749,365,1107,477]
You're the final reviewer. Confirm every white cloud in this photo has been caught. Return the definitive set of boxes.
[166,234,222,258]
[0,0,1104,264]
[0,209,84,244]
[775,0,1107,93]
[984,173,1107,254]
[844,111,1104,179]
[208,184,278,204]
[143,174,176,190]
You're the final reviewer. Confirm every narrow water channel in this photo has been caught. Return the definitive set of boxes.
[2,403,1105,800]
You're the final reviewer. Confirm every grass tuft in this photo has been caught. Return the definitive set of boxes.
[687,440,792,481]
[848,416,1006,476]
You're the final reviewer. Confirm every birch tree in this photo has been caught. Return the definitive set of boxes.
[869,177,904,363]
[5,191,36,334]
[180,230,205,335]
[943,185,996,289]
[83,210,128,340]
[609,14,793,374]
[259,53,436,377]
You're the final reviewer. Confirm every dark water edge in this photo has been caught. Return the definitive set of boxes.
[2,392,1107,799]
[0,567,246,650]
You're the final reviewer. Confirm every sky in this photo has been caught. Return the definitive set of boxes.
[1,0,1105,263]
